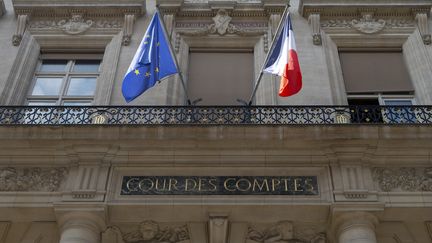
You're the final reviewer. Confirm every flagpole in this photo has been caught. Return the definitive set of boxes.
[156,7,192,105]
[246,5,290,106]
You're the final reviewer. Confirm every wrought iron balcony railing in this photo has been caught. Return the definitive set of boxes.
[0,106,431,125]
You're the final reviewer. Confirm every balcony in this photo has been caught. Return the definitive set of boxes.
[0,106,431,125]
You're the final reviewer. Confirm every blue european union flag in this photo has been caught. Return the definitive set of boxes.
[122,12,178,102]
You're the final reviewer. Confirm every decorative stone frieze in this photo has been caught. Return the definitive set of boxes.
[58,14,93,35]
[350,13,385,34]
[320,18,415,31]
[299,0,431,46]
[372,167,432,192]
[102,220,190,243]
[176,9,267,37]
[0,167,68,192]
[426,221,432,242]
[12,0,144,45]
[247,221,326,243]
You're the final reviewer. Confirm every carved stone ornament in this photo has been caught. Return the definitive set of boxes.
[177,9,266,37]
[350,13,386,34]
[372,167,432,192]
[321,18,415,32]
[102,220,190,243]
[12,14,28,46]
[246,221,326,243]
[29,19,122,30]
[0,167,68,192]
[58,14,93,35]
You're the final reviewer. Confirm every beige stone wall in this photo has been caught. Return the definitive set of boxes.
[0,126,431,242]
[0,1,432,242]
[0,0,432,105]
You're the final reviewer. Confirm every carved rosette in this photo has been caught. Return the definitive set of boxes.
[102,220,190,243]
[247,221,326,243]
[0,167,68,192]
[372,167,432,192]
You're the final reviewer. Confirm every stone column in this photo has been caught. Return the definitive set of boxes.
[335,212,378,243]
[56,209,105,243]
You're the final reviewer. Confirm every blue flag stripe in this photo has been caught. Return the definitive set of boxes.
[122,12,178,103]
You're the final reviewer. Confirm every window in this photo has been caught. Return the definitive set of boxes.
[339,51,414,94]
[339,50,416,123]
[348,95,416,123]
[188,50,253,105]
[27,58,101,106]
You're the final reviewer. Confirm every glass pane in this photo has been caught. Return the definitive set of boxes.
[31,77,63,95]
[73,60,101,73]
[28,101,57,106]
[384,100,413,106]
[40,60,68,72]
[66,77,97,96]
[63,101,92,106]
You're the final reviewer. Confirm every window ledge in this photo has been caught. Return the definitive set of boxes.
[12,0,145,17]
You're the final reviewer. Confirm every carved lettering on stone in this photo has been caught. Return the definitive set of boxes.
[372,167,432,192]
[102,220,190,243]
[0,167,68,192]
[246,221,326,243]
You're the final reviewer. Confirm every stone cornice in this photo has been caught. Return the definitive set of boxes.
[299,0,432,18]
[12,0,146,18]
[157,0,287,18]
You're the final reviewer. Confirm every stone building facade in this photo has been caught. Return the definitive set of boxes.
[0,0,432,242]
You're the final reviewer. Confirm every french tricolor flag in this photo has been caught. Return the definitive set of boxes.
[264,13,302,97]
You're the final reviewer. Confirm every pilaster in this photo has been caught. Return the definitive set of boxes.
[415,12,431,45]
[122,14,136,46]
[62,145,118,201]
[308,13,321,45]
[13,14,29,46]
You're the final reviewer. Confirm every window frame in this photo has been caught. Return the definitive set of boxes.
[26,57,102,106]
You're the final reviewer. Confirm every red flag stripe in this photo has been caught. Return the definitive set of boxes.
[279,49,302,97]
